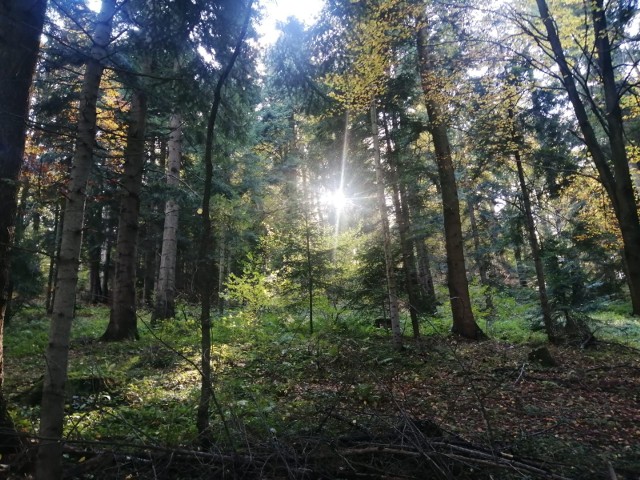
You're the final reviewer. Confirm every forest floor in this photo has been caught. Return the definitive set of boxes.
[3,304,640,479]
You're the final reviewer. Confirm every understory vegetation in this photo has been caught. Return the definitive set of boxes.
[3,0,640,478]
[5,297,640,479]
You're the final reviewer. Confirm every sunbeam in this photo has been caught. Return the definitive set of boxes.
[333,110,350,257]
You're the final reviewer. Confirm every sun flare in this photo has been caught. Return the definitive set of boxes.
[323,189,347,211]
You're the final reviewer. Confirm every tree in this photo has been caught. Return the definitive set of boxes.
[0,0,47,452]
[196,0,254,441]
[320,0,406,349]
[153,113,181,320]
[416,15,484,339]
[510,109,557,342]
[37,1,116,476]
[532,0,640,314]
[101,82,147,341]
[370,101,404,349]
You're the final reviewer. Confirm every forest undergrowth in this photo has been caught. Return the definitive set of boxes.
[3,301,640,479]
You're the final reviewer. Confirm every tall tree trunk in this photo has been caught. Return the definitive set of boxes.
[0,0,46,452]
[370,102,403,351]
[405,185,438,312]
[416,25,484,340]
[196,0,253,440]
[148,137,167,305]
[102,205,113,303]
[514,144,557,342]
[536,0,640,314]
[45,203,61,313]
[217,237,226,315]
[86,201,104,304]
[514,243,527,287]
[37,2,115,477]
[384,125,420,338]
[153,113,181,321]
[5,181,31,323]
[467,197,494,313]
[102,88,147,341]
[141,219,156,307]
[301,167,314,335]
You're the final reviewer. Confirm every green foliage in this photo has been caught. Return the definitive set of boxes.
[7,235,45,318]
[223,253,284,321]
[5,307,50,357]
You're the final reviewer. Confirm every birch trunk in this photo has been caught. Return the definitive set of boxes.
[37,1,115,476]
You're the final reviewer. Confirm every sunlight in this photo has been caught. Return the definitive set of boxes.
[258,0,325,45]
[86,0,100,11]
[323,188,347,212]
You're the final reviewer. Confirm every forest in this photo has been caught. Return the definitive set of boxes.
[1,0,640,478]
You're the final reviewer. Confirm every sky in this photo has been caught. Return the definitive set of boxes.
[87,0,325,45]
[257,0,324,44]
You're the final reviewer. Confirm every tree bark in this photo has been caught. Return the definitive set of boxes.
[514,243,527,287]
[5,181,31,323]
[102,88,147,341]
[196,0,254,440]
[514,145,557,342]
[86,201,104,304]
[37,1,115,477]
[405,185,437,312]
[416,24,484,340]
[384,121,420,338]
[153,113,182,321]
[370,102,403,351]
[45,203,61,313]
[467,197,494,314]
[102,205,113,303]
[301,167,314,335]
[0,0,46,453]
[536,0,640,314]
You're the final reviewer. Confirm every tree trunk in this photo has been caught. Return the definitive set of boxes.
[86,201,104,304]
[383,113,421,337]
[45,203,62,313]
[0,0,46,453]
[467,197,494,314]
[102,88,147,341]
[301,167,314,335]
[217,238,226,315]
[141,219,156,307]
[405,185,438,312]
[416,25,484,340]
[514,144,557,342]
[102,206,113,303]
[37,2,115,477]
[5,181,31,323]
[153,113,182,321]
[536,0,640,314]
[196,0,253,440]
[370,102,403,351]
